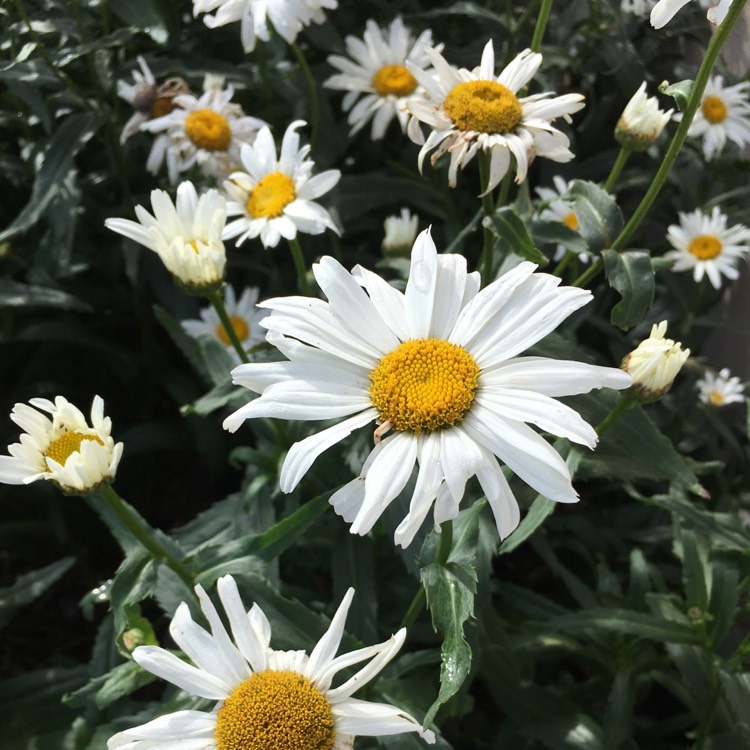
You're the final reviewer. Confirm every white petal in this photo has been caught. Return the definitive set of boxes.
[305,588,354,683]
[216,575,268,673]
[333,697,434,740]
[404,228,438,339]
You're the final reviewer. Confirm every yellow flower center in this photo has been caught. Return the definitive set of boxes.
[45,431,104,467]
[563,212,579,231]
[443,80,523,134]
[369,338,480,433]
[150,96,177,119]
[372,65,418,97]
[217,315,250,346]
[214,670,335,750]
[688,234,722,260]
[184,108,232,151]
[701,95,728,124]
[709,390,725,406]
[246,172,296,219]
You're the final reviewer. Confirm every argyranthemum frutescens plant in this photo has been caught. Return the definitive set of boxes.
[3,1,750,749]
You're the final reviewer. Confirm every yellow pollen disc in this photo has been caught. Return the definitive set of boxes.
[214,670,335,750]
[688,234,722,260]
[217,315,250,346]
[372,65,418,97]
[709,391,725,406]
[45,431,104,467]
[443,80,523,134]
[184,108,232,151]
[701,95,728,124]
[369,338,480,434]
[246,172,296,219]
[150,96,176,119]
[563,212,579,231]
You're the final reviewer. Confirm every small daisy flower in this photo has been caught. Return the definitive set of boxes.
[0,396,123,495]
[223,120,341,250]
[193,0,338,53]
[142,83,268,184]
[182,286,266,361]
[622,321,689,401]
[223,229,631,547]
[664,206,750,289]
[615,82,673,151]
[108,576,435,750]
[697,367,745,406]
[679,76,750,160]
[106,181,227,295]
[651,0,733,27]
[324,17,441,140]
[406,41,585,193]
[621,0,657,17]
[534,176,590,263]
[382,208,419,256]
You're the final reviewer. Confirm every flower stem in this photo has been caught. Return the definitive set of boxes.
[596,390,635,436]
[207,287,250,364]
[530,0,554,52]
[291,42,320,151]
[97,483,195,588]
[288,237,312,295]
[603,147,631,193]
[478,151,496,286]
[571,257,603,288]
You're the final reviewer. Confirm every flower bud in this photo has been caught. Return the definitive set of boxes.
[615,82,673,152]
[382,208,419,257]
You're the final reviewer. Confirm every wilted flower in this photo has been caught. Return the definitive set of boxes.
[0,396,123,495]
[622,321,690,401]
[324,17,441,140]
[406,41,585,193]
[697,367,744,406]
[106,181,227,295]
[224,229,631,547]
[615,82,673,151]
[108,577,435,750]
[382,208,419,256]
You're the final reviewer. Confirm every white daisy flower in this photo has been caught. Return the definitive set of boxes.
[382,207,419,256]
[223,229,631,547]
[193,0,338,53]
[0,396,123,495]
[106,181,228,295]
[108,577,435,750]
[182,286,266,361]
[697,367,745,406]
[405,41,585,193]
[621,0,657,17]
[651,0,733,27]
[324,17,441,140]
[223,120,341,250]
[664,206,750,289]
[621,321,689,401]
[678,75,750,160]
[534,176,590,264]
[615,82,673,151]
[141,83,268,184]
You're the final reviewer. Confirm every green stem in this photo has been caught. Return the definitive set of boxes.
[596,390,635,436]
[207,287,250,364]
[571,257,603,288]
[288,237,311,295]
[291,42,320,151]
[530,0,554,52]
[610,0,747,254]
[693,656,721,750]
[97,484,194,588]
[551,250,574,277]
[603,147,631,193]
[478,152,496,286]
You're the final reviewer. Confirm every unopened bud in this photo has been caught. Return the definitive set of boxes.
[615,83,673,152]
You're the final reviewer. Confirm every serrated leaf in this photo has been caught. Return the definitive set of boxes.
[660,79,694,112]
[601,249,654,330]
[483,207,549,266]
[569,180,624,252]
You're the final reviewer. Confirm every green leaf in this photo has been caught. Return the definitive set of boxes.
[660,79,694,112]
[531,219,590,257]
[602,665,635,749]
[719,669,750,728]
[569,180,624,252]
[707,560,738,648]
[680,529,708,612]
[0,556,74,629]
[601,249,655,330]
[63,659,156,710]
[110,0,169,42]
[483,207,549,266]
[108,550,159,651]
[0,278,90,311]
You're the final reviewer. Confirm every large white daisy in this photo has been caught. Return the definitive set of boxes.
[324,17,441,140]
[193,0,338,53]
[108,576,435,750]
[697,367,745,406]
[223,229,631,547]
[223,120,340,249]
[142,83,268,184]
[664,206,750,289]
[182,285,266,361]
[405,41,585,193]
[0,396,123,495]
[678,75,750,161]
[106,181,227,295]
